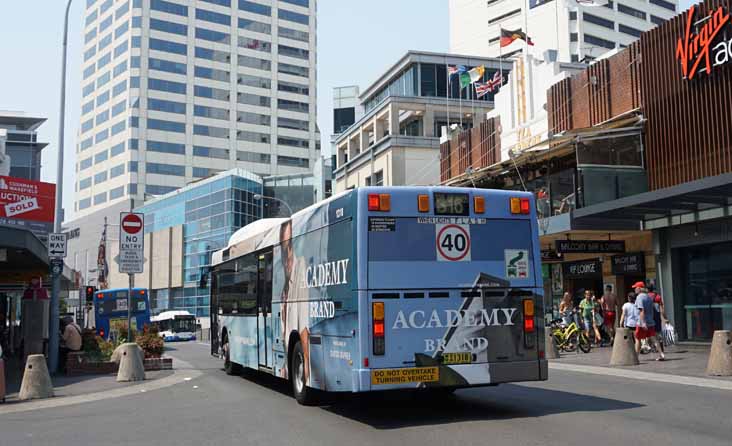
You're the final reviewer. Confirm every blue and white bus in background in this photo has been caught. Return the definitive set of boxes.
[151,311,197,342]
[210,187,547,405]
[93,288,151,340]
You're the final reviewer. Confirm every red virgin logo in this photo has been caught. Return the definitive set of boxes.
[676,5,731,80]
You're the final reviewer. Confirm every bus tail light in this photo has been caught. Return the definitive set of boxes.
[99,328,105,338]
[139,290,146,295]
[373,302,385,356]
[418,194,430,212]
[474,196,485,214]
[523,298,536,349]
[368,193,391,212]
[97,293,103,299]
[510,197,531,215]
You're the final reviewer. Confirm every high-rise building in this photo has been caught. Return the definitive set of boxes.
[75,0,319,217]
[449,0,678,63]
[0,111,47,181]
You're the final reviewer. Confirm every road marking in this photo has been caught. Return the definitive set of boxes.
[0,356,202,415]
[196,342,211,346]
[549,362,732,391]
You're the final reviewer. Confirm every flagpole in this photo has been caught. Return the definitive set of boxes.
[524,0,530,56]
[446,61,450,137]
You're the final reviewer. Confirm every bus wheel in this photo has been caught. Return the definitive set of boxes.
[291,341,316,405]
[223,338,242,376]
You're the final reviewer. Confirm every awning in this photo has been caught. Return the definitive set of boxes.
[574,172,732,221]
[0,226,74,289]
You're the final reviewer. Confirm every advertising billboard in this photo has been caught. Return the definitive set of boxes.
[0,175,56,236]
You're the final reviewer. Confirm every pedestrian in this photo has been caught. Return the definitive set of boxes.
[60,316,82,373]
[579,290,602,344]
[632,282,665,361]
[620,292,638,330]
[559,291,573,325]
[600,284,618,339]
[647,284,668,355]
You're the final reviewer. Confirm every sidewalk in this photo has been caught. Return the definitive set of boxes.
[2,356,173,405]
[551,343,732,382]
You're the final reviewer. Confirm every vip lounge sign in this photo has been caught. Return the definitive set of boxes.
[676,5,732,80]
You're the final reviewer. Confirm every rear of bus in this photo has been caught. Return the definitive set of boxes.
[356,187,547,392]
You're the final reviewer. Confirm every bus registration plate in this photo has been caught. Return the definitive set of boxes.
[442,352,472,365]
[371,367,439,385]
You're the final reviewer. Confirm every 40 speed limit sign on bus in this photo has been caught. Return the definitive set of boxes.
[436,224,471,261]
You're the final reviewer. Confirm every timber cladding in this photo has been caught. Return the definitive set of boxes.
[547,42,641,135]
[640,0,732,190]
[439,118,500,183]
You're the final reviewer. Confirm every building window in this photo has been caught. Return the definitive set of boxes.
[278,62,308,77]
[617,3,647,20]
[584,33,616,50]
[277,98,308,113]
[79,198,92,210]
[237,54,271,71]
[98,33,113,51]
[110,185,125,200]
[278,44,308,60]
[200,0,231,6]
[619,24,642,38]
[196,27,230,44]
[148,78,187,95]
[238,111,271,126]
[194,105,229,120]
[111,120,126,136]
[149,98,187,114]
[237,73,269,88]
[94,149,108,164]
[150,18,188,36]
[151,0,188,16]
[148,162,185,176]
[192,167,221,178]
[146,185,178,195]
[278,9,308,25]
[82,100,94,115]
[237,151,270,163]
[95,110,110,125]
[277,136,309,148]
[239,36,271,52]
[196,85,230,101]
[196,66,230,82]
[237,92,270,107]
[148,140,185,154]
[113,79,127,97]
[94,191,107,205]
[583,13,614,30]
[570,32,578,42]
[94,170,108,184]
[194,146,229,159]
[488,8,521,24]
[149,58,187,75]
[97,52,111,69]
[113,60,127,77]
[277,155,309,168]
[649,0,675,11]
[110,163,125,178]
[239,18,271,34]
[196,8,230,25]
[79,177,92,189]
[80,157,93,170]
[99,15,113,33]
[569,11,577,20]
[194,124,229,138]
[150,38,187,56]
[281,0,308,7]
[147,118,185,133]
[651,15,665,26]
[277,117,308,131]
[239,0,271,16]
[115,1,130,19]
[111,141,125,157]
[278,26,308,42]
[236,130,270,143]
[374,170,383,186]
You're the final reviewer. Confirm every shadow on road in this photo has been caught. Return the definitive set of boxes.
[319,384,643,429]
[231,367,643,430]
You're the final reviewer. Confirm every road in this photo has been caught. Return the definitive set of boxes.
[1,342,730,446]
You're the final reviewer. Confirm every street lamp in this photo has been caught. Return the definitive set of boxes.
[253,194,293,217]
[48,0,73,375]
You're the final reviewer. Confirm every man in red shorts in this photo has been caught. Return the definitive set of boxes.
[632,282,665,361]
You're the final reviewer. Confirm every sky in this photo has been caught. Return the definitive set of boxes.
[0,0,699,220]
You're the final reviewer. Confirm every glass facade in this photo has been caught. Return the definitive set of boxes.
[363,62,499,112]
[136,172,263,317]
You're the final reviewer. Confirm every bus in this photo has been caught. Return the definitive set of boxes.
[151,311,197,342]
[93,288,151,340]
[209,187,547,405]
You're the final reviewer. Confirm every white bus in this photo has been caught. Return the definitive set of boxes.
[151,311,197,342]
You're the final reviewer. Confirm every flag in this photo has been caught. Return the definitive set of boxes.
[573,0,608,6]
[500,28,535,47]
[447,65,460,76]
[491,70,502,88]
[459,66,485,89]
[97,224,109,289]
[474,82,493,98]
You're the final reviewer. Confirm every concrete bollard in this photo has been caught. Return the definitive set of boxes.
[706,330,732,376]
[19,354,54,400]
[116,343,146,382]
[609,327,639,366]
[544,327,559,359]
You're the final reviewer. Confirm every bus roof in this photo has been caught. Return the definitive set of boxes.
[97,288,147,293]
[151,310,195,321]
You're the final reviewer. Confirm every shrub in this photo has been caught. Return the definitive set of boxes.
[136,324,164,358]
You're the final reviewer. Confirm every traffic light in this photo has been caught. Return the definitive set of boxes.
[84,286,97,303]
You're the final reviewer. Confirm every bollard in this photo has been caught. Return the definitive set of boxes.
[609,327,639,366]
[544,327,559,359]
[116,343,145,382]
[19,354,54,400]
[706,330,732,376]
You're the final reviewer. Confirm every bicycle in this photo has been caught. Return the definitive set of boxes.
[549,311,592,353]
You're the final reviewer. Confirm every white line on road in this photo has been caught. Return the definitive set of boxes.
[549,362,732,391]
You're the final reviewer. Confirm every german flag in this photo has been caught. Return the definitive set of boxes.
[500,28,535,48]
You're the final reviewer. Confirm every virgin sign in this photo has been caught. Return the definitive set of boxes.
[676,5,732,80]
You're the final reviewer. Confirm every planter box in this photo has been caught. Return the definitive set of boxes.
[66,353,173,375]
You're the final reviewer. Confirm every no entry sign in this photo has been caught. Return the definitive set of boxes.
[118,212,144,274]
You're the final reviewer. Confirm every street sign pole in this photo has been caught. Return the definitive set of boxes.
[128,273,133,341]
[118,212,144,340]
[47,232,68,373]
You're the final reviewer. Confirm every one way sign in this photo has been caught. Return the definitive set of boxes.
[48,233,67,259]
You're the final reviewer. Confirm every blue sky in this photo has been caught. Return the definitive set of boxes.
[0,0,698,217]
